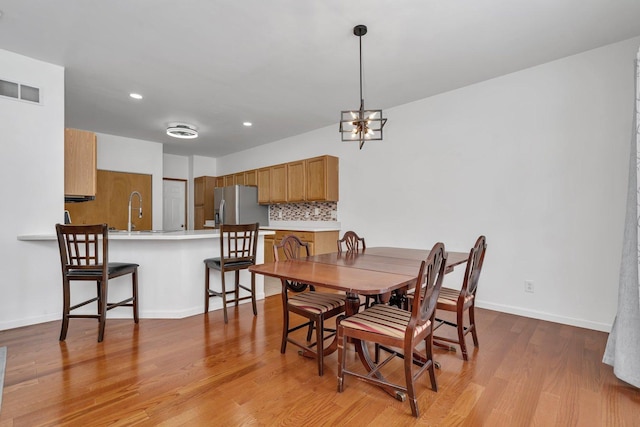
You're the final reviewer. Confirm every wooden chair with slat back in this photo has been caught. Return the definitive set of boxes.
[337,242,447,418]
[337,230,366,253]
[204,223,259,323]
[275,234,346,376]
[433,235,487,360]
[55,223,139,342]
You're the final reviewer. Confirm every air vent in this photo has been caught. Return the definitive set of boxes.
[0,78,41,104]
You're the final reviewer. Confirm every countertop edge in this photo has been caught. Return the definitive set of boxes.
[17,230,275,241]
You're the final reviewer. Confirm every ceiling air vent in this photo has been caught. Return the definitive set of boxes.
[0,78,41,104]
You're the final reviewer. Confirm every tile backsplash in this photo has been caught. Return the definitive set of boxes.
[269,202,337,221]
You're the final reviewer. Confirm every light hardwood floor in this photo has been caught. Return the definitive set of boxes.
[0,295,638,426]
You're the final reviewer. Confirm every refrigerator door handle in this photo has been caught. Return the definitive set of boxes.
[219,199,225,225]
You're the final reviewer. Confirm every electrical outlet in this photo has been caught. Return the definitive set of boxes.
[330,210,337,220]
[278,211,282,219]
[524,280,534,293]
[314,207,320,216]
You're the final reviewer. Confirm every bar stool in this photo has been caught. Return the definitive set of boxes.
[204,223,259,323]
[55,223,139,342]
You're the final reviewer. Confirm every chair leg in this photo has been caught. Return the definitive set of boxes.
[59,278,71,341]
[337,323,345,392]
[234,271,240,307]
[306,321,314,342]
[405,346,419,418]
[457,309,468,361]
[426,335,438,392]
[281,303,289,354]
[469,305,479,347]
[221,271,228,324]
[204,265,210,314]
[250,271,257,316]
[316,316,324,376]
[132,268,139,323]
[97,280,108,342]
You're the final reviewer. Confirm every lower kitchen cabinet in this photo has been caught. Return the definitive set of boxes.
[265,229,339,263]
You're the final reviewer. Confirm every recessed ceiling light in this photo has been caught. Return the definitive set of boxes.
[167,123,198,139]
[243,122,252,127]
[129,93,143,100]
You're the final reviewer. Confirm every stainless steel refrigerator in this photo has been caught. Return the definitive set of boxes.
[213,185,268,227]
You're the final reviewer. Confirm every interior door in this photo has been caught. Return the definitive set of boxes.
[163,178,186,230]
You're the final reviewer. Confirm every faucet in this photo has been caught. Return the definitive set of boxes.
[127,191,143,232]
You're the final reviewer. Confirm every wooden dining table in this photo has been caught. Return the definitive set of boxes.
[249,246,469,400]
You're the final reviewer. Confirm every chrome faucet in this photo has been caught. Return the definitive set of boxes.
[127,191,143,232]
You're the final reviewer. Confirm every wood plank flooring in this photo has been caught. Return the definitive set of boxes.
[0,295,638,426]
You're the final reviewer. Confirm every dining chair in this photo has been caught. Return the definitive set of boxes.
[55,223,139,342]
[204,223,259,324]
[337,242,447,418]
[275,234,346,376]
[337,230,366,253]
[433,235,487,360]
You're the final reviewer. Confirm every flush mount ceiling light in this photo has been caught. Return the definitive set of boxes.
[166,123,198,139]
[339,24,387,150]
[129,93,143,100]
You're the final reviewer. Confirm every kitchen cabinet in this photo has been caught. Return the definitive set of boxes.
[194,176,216,229]
[64,128,97,198]
[258,168,270,204]
[286,160,306,202]
[267,229,339,262]
[306,155,339,202]
[234,172,245,186]
[270,164,287,203]
[244,169,258,186]
[224,175,234,187]
[215,176,225,188]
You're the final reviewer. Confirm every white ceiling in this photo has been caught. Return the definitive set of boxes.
[1,1,640,158]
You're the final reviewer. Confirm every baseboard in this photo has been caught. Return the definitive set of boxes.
[476,300,612,332]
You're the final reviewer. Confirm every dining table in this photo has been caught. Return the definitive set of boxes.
[249,246,469,400]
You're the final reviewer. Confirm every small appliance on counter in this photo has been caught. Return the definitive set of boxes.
[214,185,268,227]
[64,210,71,224]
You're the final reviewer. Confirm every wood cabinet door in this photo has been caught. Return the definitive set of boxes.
[263,237,275,263]
[258,168,271,204]
[270,164,287,203]
[194,206,205,230]
[287,161,306,202]
[215,176,225,188]
[234,173,245,186]
[306,155,339,201]
[224,175,234,187]
[64,128,97,197]
[194,177,205,206]
[244,169,258,186]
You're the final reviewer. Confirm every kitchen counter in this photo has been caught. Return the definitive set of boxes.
[17,229,274,319]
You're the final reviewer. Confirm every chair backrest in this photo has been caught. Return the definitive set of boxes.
[55,223,109,274]
[273,234,310,262]
[337,231,366,253]
[408,242,447,336]
[218,223,259,266]
[460,235,487,297]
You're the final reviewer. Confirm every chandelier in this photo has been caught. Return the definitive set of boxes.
[339,25,387,150]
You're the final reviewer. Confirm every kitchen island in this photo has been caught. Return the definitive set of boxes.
[17,229,275,319]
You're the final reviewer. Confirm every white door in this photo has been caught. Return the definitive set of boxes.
[163,179,186,231]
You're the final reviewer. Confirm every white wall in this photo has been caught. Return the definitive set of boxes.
[163,153,189,180]
[217,37,640,331]
[0,49,64,329]
[97,133,164,230]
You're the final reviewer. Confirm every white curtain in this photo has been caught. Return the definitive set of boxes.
[602,47,640,389]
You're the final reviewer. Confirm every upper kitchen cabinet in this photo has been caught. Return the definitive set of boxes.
[287,160,306,202]
[64,128,97,200]
[234,172,245,186]
[257,168,270,204]
[194,176,216,229]
[306,155,339,202]
[270,164,287,203]
[215,176,225,188]
[224,175,234,187]
[244,169,258,186]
